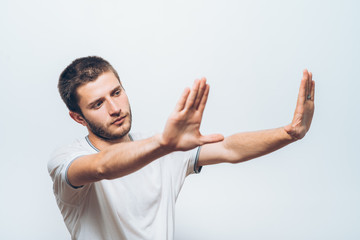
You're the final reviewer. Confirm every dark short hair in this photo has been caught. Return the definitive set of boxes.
[58,56,120,114]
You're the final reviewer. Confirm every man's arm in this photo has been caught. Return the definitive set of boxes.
[198,69,315,166]
[67,78,223,187]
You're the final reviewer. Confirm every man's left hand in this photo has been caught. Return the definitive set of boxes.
[284,69,315,140]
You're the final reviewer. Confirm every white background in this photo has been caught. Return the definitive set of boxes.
[1,0,359,239]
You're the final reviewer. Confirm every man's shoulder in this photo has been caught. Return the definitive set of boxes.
[47,137,93,174]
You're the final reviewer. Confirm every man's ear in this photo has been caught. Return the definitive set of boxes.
[69,111,87,126]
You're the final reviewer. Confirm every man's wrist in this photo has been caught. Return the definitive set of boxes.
[154,133,175,154]
[282,125,299,142]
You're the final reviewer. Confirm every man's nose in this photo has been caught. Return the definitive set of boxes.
[107,99,121,116]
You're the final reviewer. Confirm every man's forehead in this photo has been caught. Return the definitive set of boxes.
[76,71,122,103]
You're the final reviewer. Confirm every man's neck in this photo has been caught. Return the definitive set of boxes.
[87,132,131,151]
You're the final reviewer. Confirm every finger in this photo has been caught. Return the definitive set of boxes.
[310,80,315,101]
[307,71,313,101]
[297,69,308,105]
[198,84,210,112]
[199,134,224,145]
[185,79,200,109]
[306,71,311,100]
[304,69,310,100]
[308,71,314,101]
[193,78,207,109]
[175,87,190,111]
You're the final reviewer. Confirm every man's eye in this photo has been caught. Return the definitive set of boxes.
[93,102,103,109]
[114,90,121,96]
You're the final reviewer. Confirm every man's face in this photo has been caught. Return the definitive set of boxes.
[75,71,132,141]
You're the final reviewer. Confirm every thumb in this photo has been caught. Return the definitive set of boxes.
[199,134,224,145]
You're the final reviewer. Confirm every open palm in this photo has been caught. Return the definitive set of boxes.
[161,78,224,151]
[285,70,315,139]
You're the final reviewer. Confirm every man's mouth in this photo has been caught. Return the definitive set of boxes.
[112,115,126,125]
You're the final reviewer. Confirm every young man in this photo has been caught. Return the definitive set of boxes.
[48,56,315,240]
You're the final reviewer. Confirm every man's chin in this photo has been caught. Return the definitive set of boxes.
[89,124,130,141]
[109,123,131,139]
[85,115,132,141]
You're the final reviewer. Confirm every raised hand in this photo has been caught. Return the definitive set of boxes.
[160,78,224,151]
[284,69,315,140]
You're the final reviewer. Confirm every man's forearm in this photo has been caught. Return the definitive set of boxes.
[68,134,173,186]
[223,127,296,163]
[199,127,297,166]
[97,134,173,179]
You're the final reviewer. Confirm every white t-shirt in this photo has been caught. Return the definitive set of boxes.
[48,133,201,240]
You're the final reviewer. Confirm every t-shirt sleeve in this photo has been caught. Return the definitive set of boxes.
[189,146,202,175]
[48,145,91,206]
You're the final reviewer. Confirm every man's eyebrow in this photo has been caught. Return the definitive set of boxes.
[86,86,122,109]
[111,86,122,95]
[87,97,104,109]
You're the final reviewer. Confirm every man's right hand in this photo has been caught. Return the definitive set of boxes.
[159,78,224,151]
